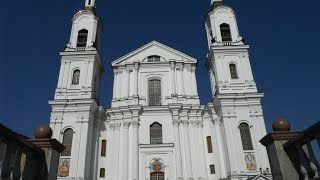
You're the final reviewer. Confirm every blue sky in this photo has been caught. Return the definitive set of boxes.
[0,0,319,138]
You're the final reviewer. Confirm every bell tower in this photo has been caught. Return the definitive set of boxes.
[49,0,104,179]
[205,0,271,179]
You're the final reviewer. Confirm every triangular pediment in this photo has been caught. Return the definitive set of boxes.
[111,40,197,66]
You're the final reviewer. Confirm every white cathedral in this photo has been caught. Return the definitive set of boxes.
[49,0,272,179]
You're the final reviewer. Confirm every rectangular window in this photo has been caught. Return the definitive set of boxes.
[206,136,213,153]
[148,79,161,106]
[101,140,107,157]
[210,165,216,174]
[100,168,105,178]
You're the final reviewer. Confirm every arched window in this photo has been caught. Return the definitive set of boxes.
[100,168,105,178]
[101,140,107,157]
[61,128,73,156]
[206,136,213,153]
[147,55,161,62]
[229,64,238,79]
[77,29,88,48]
[150,122,162,144]
[148,79,161,106]
[239,123,254,150]
[220,23,232,42]
[210,165,216,174]
[72,70,80,85]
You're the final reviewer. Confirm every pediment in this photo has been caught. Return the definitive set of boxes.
[111,41,197,66]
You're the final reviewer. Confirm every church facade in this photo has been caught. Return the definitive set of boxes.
[49,0,272,179]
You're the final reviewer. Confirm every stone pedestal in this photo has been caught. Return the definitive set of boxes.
[29,139,64,180]
[260,131,301,180]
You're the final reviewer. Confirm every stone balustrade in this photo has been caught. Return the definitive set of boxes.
[0,123,64,180]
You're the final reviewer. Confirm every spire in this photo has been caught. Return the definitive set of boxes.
[85,0,96,10]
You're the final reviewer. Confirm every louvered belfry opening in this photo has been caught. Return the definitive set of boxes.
[77,29,88,47]
[220,23,232,42]
[148,79,161,106]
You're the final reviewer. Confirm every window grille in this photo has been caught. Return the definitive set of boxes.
[220,23,232,42]
[147,56,161,62]
[206,136,213,153]
[148,79,161,106]
[100,168,105,178]
[101,140,107,157]
[150,122,162,144]
[150,172,164,180]
[61,129,73,156]
[229,64,238,79]
[210,165,216,174]
[239,123,254,150]
[77,29,88,47]
[72,70,80,85]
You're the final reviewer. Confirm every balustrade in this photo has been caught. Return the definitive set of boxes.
[284,122,320,180]
[0,123,64,180]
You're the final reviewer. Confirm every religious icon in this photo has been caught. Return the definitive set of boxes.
[154,161,161,172]
[150,160,164,173]
[245,153,257,170]
[58,158,70,177]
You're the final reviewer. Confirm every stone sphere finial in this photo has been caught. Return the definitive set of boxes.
[34,125,53,139]
[272,118,291,132]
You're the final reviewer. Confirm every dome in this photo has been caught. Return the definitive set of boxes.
[272,118,291,132]
[34,125,53,139]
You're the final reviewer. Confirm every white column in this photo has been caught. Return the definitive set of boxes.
[112,123,121,180]
[190,121,199,178]
[182,121,193,179]
[132,121,140,180]
[197,121,209,179]
[108,124,115,179]
[129,70,133,97]
[62,61,71,89]
[122,69,128,98]
[170,62,176,95]
[133,63,139,96]
[86,60,94,88]
[57,62,65,89]
[215,120,227,178]
[180,66,185,95]
[116,70,122,99]
[173,120,183,179]
[113,71,118,99]
[126,69,130,97]
[191,66,198,96]
[122,122,130,180]
[176,67,182,95]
